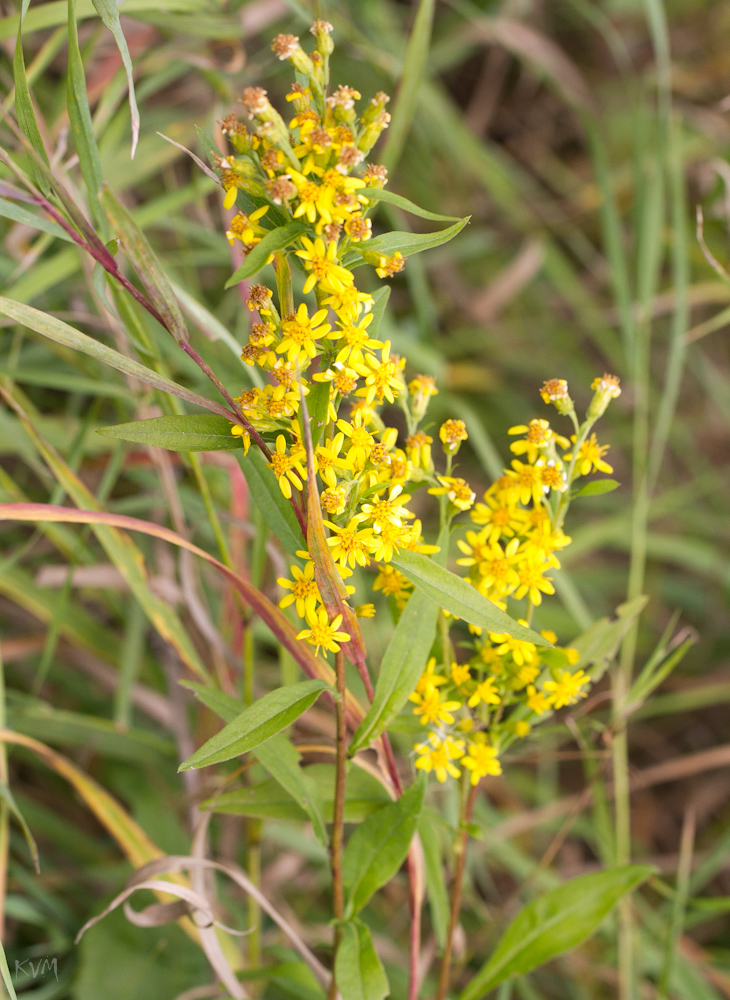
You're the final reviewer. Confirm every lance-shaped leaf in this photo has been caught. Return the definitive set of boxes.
[90,0,140,157]
[0,938,18,1000]
[179,680,329,771]
[391,549,549,645]
[571,478,620,498]
[458,865,656,1000]
[99,186,188,344]
[225,222,308,287]
[182,684,327,846]
[100,414,244,452]
[13,0,50,195]
[348,216,469,267]
[343,777,425,916]
[362,187,464,223]
[67,0,104,225]
[0,780,39,873]
[0,504,368,727]
[205,762,390,824]
[350,525,446,752]
[238,449,305,555]
[335,920,389,1000]
[0,297,232,418]
[349,587,438,752]
[381,0,436,172]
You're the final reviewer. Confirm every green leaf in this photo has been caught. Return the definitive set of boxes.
[0,197,73,243]
[90,0,140,157]
[335,920,389,1000]
[352,216,470,262]
[349,587,438,752]
[363,187,464,223]
[0,780,40,873]
[182,682,328,847]
[458,865,655,1000]
[13,0,51,196]
[255,734,328,848]
[381,0,436,172]
[238,448,305,555]
[67,0,104,225]
[367,285,391,340]
[571,478,620,498]
[570,596,648,681]
[343,777,425,916]
[0,938,18,1000]
[391,549,549,646]
[0,297,231,419]
[99,415,243,452]
[306,381,331,450]
[205,762,391,823]
[99,186,188,344]
[179,680,329,771]
[225,223,308,287]
[418,813,449,947]
[179,681,242,724]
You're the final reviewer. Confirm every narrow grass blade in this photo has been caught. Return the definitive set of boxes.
[0,297,232,417]
[382,0,436,172]
[91,0,140,156]
[13,0,50,195]
[67,0,104,226]
[99,186,188,344]
[0,938,18,1000]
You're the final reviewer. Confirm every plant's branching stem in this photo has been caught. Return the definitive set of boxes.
[329,648,347,1000]
[436,782,479,1000]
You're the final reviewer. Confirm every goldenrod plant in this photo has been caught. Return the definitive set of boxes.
[0,3,720,1000]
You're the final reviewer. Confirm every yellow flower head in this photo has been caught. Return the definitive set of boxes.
[565,433,613,477]
[278,561,321,620]
[543,669,590,709]
[467,677,501,709]
[439,419,468,454]
[409,685,463,726]
[463,741,502,784]
[278,302,331,364]
[268,434,306,498]
[296,236,355,295]
[296,608,351,654]
[428,476,475,512]
[325,518,375,568]
[414,734,465,783]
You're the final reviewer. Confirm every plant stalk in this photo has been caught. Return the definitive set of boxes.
[328,648,347,1000]
[436,782,478,1000]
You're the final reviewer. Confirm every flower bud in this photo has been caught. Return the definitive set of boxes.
[539,378,575,417]
[587,373,621,420]
[408,374,438,422]
[310,19,334,56]
[439,419,468,455]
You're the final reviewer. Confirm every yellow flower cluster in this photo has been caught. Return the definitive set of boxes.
[220,26,476,652]
[410,377,622,782]
[219,27,622,789]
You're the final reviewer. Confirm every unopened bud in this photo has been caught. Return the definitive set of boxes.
[540,378,574,417]
[587,373,621,420]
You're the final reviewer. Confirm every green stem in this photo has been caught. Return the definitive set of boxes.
[329,648,348,999]
[436,781,478,1000]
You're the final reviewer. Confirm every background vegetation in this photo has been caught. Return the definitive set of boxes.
[1,0,730,998]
